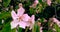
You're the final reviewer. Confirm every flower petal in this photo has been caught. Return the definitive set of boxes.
[47,0,51,6]
[40,27,43,32]
[11,10,17,20]
[53,18,59,23]
[31,15,35,24]
[19,21,27,29]
[17,7,25,16]
[29,15,35,30]
[10,20,19,29]
[22,14,30,21]
[34,0,39,5]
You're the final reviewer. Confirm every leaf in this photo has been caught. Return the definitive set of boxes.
[18,27,22,32]
[3,0,11,7]
[29,8,36,15]
[38,0,42,3]
[40,18,44,23]
[2,22,11,32]
[32,22,40,32]
[54,24,60,32]
[11,28,16,32]
[0,11,11,19]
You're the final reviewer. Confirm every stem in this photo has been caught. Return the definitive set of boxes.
[16,26,19,32]
[25,27,28,32]
[32,24,35,32]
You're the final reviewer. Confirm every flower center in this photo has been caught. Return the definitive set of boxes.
[18,15,24,21]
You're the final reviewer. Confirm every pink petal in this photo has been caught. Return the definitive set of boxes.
[31,15,35,24]
[22,14,30,21]
[19,21,27,29]
[40,27,43,32]
[47,0,51,6]
[34,0,39,5]
[29,24,34,30]
[17,7,25,16]
[53,18,60,27]
[11,10,17,20]
[10,20,19,29]
[53,18,59,23]
[29,15,35,30]
[56,22,60,27]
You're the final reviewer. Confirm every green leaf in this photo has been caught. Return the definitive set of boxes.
[38,0,42,3]
[18,27,22,32]
[54,24,60,32]
[2,22,11,32]
[0,11,11,19]
[11,28,16,32]
[29,7,36,15]
[3,0,11,7]
[40,18,44,23]
[32,22,40,32]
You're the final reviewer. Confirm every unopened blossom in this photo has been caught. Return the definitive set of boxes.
[34,0,39,5]
[18,3,23,8]
[2,19,4,24]
[30,0,39,8]
[37,18,41,20]
[10,6,13,10]
[33,0,39,6]
[47,0,51,6]
[40,27,43,32]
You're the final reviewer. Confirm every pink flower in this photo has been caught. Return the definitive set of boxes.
[47,0,51,6]
[26,15,35,30]
[30,0,39,8]
[53,18,60,27]
[11,5,35,29]
[34,0,39,5]
[53,18,59,23]
[11,7,29,29]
